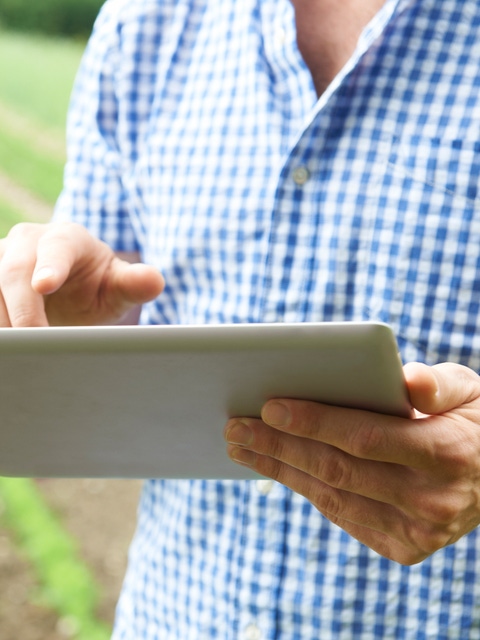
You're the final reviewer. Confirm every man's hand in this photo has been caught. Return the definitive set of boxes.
[224,361,480,565]
[0,222,164,326]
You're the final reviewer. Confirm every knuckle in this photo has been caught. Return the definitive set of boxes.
[417,528,452,557]
[440,363,480,404]
[41,221,78,242]
[0,254,31,284]
[424,500,459,526]
[348,417,384,458]
[301,403,327,438]
[6,222,39,240]
[265,433,289,462]
[313,487,342,520]
[319,451,353,490]
[407,478,465,525]
[9,305,40,328]
[434,435,474,473]
[0,224,40,283]
[259,456,286,484]
[397,548,430,566]
[402,518,454,559]
[42,221,92,249]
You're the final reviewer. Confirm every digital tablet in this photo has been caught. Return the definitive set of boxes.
[0,321,412,479]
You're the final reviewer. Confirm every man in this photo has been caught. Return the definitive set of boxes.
[1,0,480,637]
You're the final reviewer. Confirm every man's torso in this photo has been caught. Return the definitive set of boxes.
[56,1,480,637]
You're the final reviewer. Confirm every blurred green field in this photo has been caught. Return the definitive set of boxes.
[0,196,23,236]
[0,29,84,130]
[0,126,65,203]
[0,29,112,640]
[0,28,84,227]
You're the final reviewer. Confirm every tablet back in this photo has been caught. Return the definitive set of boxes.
[0,322,411,479]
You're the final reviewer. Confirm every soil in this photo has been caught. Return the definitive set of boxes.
[0,479,142,640]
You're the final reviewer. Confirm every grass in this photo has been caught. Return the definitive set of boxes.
[0,29,112,640]
[0,28,78,206]
[0,127,64,204]
[0,28,85,132]
[0,478,110,640]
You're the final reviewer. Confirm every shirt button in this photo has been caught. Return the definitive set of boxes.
[276,27,287,46]
[256,479,274,495]
[292,166,310,185]
[244,624,262,640]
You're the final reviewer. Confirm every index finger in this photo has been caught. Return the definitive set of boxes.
[31,222,98,295]
[260,399,436,467]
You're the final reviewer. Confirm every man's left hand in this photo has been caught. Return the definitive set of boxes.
[224,362,480,565]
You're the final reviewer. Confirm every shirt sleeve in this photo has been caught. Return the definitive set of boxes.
[53,0,141,254]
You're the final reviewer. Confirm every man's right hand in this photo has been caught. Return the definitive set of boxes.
[0,222,165,327]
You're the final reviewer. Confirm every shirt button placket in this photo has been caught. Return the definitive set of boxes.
[292,165,310,185]
[275,26,287,46]
[244,623,262,640]
[256,479,274,495]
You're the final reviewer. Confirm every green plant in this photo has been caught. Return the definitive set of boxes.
[0,477,111,640]
[0,0,105,38]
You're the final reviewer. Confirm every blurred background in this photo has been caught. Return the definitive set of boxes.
[0,3,143,638]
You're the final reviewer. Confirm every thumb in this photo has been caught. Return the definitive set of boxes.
[404,361,480,415]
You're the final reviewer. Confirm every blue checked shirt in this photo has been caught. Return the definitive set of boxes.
[55,0,480,637]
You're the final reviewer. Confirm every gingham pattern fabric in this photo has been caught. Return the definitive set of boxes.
[54,0,480,637]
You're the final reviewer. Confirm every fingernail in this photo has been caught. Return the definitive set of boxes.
[33,266,54,282]
[225,421,253,446]
[228,446,256,466]
[262,402,291,427]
